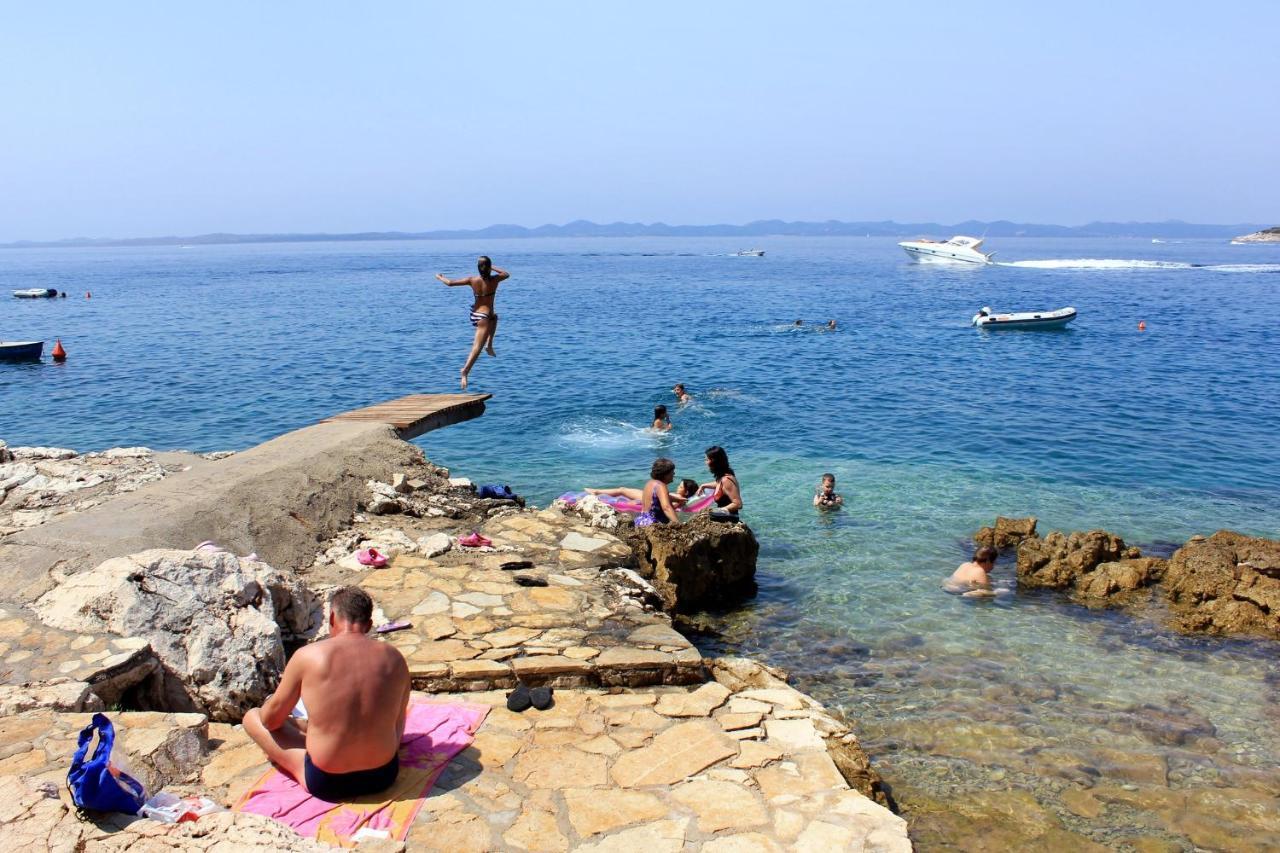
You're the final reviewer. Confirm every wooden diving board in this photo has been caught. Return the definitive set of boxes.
[322,393,491,440]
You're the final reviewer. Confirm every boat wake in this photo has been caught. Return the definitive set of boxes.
[999,259,1280,272]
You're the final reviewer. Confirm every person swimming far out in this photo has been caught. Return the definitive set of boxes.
[435,256,509,390]
[813,473,843,509]
[635,457,683,527]
[672,383,692,405]
[585,478,699,508]
[652,404,673,432]
[700,445,743,521]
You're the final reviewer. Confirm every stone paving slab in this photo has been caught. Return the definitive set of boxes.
[0,603,157,713]
[193,682,909,851]
[322,509,707,692]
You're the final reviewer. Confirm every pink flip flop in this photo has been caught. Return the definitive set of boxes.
[457,532,493,548]
[356,547,388,568]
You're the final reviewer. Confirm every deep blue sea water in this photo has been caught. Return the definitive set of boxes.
[4,236,1279,839]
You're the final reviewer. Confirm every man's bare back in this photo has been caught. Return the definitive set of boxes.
[244,588,411,798]
[293,634,410,771]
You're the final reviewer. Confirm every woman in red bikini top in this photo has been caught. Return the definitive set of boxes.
[699,445,742,519]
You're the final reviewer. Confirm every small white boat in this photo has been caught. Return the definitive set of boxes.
[973,306,1077,330]
[13,288,59,299]
[734,249,765,257]
[899,235,993,265]
[0,340,44,360]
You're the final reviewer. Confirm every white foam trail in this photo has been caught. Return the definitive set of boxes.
[999,259,1193,270]
[998,259,1280,272]
[559,418,666,449]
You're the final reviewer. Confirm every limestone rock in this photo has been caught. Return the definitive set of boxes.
[974,516,1038,551]
[33,548,321,721]
[1017,529,1135,590]
[567,494,622,531]
[418,532,453,557]
[1164,530,1280,637]
[630,514,759,613]
[0,679,104,716]
[610,719,738,787]
[1076,557,1166,600]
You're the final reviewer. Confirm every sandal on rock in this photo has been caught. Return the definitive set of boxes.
[500,560,534,571]
[356,547,388,568]
[530,686,554,711]
[514,575,548,587]
[506,683,532,712]
[458,532,493,548]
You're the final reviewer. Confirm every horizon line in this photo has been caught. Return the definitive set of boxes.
[2,217,1272,249]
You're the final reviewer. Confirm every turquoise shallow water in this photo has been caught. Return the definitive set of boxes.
[4,236,1280,841]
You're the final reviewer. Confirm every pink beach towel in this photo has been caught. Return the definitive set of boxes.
[234,701,488,847]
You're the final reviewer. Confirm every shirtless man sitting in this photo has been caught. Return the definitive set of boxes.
[243,587,411,801]
[945,546,998,597]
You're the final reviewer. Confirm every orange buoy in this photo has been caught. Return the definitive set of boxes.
[1138,321,1146,331]
[52,339,67,361]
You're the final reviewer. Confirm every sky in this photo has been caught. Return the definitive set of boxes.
[1,1,1277,241]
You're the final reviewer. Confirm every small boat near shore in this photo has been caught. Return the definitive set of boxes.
[0,340,44,361]
[973,306,1077,330]
[733,249,765,257]
[13,288,59,299]
[899,235,993,265]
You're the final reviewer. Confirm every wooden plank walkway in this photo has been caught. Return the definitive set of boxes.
[322,393,491,440]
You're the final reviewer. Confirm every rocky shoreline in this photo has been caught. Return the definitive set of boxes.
[0,434,908,851]
[1232,226,1280,243]
[977,516,1280,639]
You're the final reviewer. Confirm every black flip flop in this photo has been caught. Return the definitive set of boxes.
[530,686,554,711]
[514,574,548,587]
[506,683,532,712]
[500,560,534,571]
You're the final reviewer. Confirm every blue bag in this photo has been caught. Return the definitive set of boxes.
[477,483,516,500]
[67,713,147,814]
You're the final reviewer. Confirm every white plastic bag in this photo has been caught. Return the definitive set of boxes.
[139,791,226,823]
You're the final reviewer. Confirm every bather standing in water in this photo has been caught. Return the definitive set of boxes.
[651,405,673,432]
[436,256,509,389]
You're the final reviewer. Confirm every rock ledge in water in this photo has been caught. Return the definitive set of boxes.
[630,514,759,613]
[1164,530,1280,638]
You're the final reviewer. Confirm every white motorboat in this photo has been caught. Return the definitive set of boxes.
[972,306,1077,330]
[899,235,993,265]
[733,249,765,257]
[13,288,59,298]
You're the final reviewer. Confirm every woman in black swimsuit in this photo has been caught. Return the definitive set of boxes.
[435,256,509,389]
[699,445,743,520]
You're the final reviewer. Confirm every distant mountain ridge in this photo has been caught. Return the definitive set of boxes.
[2,219,1268,249]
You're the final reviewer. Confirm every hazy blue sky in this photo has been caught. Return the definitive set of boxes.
[2,1,1276,240]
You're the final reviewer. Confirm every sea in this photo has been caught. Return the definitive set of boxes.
[3,236,1279,845]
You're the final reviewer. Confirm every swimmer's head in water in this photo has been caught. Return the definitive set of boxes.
[654,404,668,421]
[820,473,836,491]
[477,256,492,277]
[677,478,699,498]
[673,384,685,395]
[650,457,676,482]
[973,546,997,570]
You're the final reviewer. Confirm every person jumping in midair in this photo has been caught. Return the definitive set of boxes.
[436,256,509,389]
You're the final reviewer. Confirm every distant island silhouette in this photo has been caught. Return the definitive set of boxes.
[2,218,1268,249]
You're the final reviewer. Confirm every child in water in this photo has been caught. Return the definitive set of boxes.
[813,473,843,509]
[652,405,672,432]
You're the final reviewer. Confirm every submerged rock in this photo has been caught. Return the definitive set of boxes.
[630,514,758,613]
[33,548,321,721]
[1164,530,1280,638]
[1075,557,1167,600]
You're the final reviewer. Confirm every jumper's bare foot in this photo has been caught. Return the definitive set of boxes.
[460,372,468,390]
[486,344,497,357]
